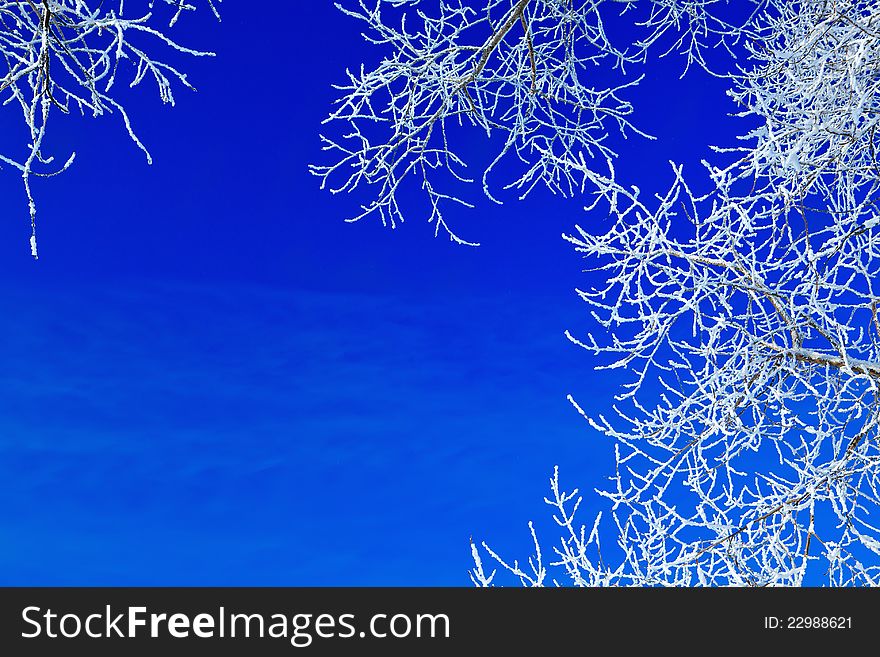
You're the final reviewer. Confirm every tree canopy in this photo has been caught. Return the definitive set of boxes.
[317,0,880,586]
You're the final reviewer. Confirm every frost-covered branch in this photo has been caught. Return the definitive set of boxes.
[0,0,220,258]
[313,0,758,243]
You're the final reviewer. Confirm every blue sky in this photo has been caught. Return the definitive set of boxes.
[0,2,740,584]
[0,280,616,583]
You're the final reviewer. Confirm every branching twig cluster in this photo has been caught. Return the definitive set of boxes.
[312,0,751,243]
[0,0,220,257]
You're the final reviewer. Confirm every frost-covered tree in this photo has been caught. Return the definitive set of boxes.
[317,0,880,586]
[0,0,219,258]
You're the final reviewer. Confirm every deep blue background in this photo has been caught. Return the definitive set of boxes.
[0,2,738,584]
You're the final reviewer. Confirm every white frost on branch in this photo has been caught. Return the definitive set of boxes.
[0,0,220,257]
